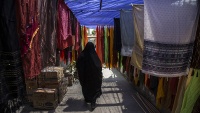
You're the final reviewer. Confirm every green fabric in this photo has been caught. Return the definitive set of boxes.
[81,26,84,50]
[104,27,108,65]
[180,69,200,113]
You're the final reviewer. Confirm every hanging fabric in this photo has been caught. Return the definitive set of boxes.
[142,0,199,77]
[81,26,85,50]
[84,26,88,47]
[96,26,103,64]
[75,21,81,50]
[57,0,73,50]
[171,76,187,113]
[109,27,114,68]
[180,69,200,113]
[190,9,200,69]
[16,0,41,79]
[0,0,25,112]
[39,0,57,68]
[104,26,109,66]
[114,18,122,52]
[130,5,144,69]
[120,10,135,56]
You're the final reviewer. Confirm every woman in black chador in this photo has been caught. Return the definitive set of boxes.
[76,42,102,110]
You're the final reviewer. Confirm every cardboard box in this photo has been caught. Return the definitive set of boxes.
[33,100,58,109]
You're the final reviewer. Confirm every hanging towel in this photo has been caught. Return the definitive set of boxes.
[131,5,144,69]
[120,10,135,56]
[142,0,199,77]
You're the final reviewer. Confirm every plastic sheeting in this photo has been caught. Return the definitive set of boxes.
[65,0,144,26]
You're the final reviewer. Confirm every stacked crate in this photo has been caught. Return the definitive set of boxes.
[25,78,38,104]
[33,88,58,109]
[32,66,68,109]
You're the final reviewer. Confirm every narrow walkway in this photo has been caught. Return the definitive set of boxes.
[18,68,146,113]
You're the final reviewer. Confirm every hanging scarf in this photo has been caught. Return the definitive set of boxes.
[130,5,144,69]
[142,0,199,77]
[16,0,41,79]
[39,0,57,68]
[120,10,135,57]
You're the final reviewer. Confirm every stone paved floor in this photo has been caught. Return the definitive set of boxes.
[17,68,146,113]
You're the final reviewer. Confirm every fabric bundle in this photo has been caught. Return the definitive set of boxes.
[120,10,135,57]
[0,0,25,112]
[130,5,144,69]
[39,0,58,68]
[142,0,199,77]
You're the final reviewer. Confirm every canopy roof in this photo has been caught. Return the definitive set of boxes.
[65,0,144,27]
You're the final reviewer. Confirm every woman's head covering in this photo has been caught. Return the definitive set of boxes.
[84,42,95,53]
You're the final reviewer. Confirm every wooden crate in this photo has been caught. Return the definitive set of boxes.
[33,100,58,109]
[33,88,57,101]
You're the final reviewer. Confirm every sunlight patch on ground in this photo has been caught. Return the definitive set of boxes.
[102,68,116,79]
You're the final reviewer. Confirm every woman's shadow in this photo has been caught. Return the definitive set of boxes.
[62,98,93,112]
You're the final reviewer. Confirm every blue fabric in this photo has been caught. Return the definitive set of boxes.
[65,0,143,27]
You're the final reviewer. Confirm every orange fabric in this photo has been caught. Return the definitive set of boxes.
[84,26,88,46]
[60,50,65,62]
[96,26,103,64]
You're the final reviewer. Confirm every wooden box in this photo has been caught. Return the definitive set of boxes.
[33,88,57,101]
[33,100,58,109]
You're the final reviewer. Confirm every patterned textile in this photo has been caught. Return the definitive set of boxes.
[190,11,200,69]
[113,18,122,52]
[57,0,73,50]
[180,69,200,113]
[142,0,199,77]
[0,0,25,112]
[130,5,144,69]
[16,0,41,79]
[39,0,58,68]
[120,10,134,56]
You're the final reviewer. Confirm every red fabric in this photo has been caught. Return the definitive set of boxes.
[16,0,39,56]
[84,26,88,46]
[96,26,103,64]
[60,50,65,61]
[57,0,73,49]
[75,21,80,50]
[16,0,41,79]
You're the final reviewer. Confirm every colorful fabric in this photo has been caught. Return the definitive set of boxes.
[142,0,199,77]
[0,0,25,112]
[39,0,57,68]
[104,27,109,66]
[57,0,73,49]
[156,78,165,108]
[180,69,200,113]
[96,26,103,64]
[109,27,114,68]
[16,0,41,79]
[130,5,144,69]
[171,76,187,113]
[120,10,135,56]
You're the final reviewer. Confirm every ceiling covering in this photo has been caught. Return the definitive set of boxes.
[65,0,144,27]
